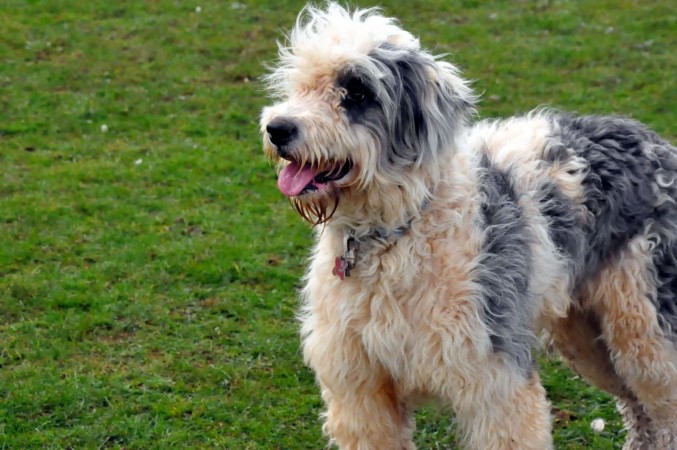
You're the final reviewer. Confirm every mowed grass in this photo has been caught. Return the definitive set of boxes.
[0,0,674,448]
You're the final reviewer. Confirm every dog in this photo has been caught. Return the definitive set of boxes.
[260,3,677,449]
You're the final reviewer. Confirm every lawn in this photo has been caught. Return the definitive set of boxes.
[0,0,674,448]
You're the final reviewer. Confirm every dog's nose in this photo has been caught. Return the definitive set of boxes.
[266,118,298,149]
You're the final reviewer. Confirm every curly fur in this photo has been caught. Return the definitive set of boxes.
[261,4,677,449]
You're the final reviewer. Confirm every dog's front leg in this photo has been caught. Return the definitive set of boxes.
[319,376,415,450]
[303,328,415,450]
[420,320,553,450]
[448,363,553,450]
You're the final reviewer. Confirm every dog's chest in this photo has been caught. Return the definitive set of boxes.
[308,212,483,389]
[345,236,480,387]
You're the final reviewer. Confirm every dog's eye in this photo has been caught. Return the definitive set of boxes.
[346,90,365,103]
[342,78,371,107]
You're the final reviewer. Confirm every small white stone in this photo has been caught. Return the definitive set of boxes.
[134,158,143,165]
[100,124,108,133]
[590,418,605,432]
[195,6,202,13]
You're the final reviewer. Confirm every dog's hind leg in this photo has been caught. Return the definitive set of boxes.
[547,308,656,449]
[583,236,677,449]
[617,392,657,450]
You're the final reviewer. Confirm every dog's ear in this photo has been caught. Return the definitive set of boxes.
[427,57,478,133]
[371,45,477,168]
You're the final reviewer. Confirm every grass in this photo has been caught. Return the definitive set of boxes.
[0,0,674,448]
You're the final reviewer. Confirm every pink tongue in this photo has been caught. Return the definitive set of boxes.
[277,162,318,197]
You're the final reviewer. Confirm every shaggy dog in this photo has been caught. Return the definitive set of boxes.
[260,4,677,449]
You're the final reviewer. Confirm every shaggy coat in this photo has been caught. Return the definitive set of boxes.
[261,4,677,449]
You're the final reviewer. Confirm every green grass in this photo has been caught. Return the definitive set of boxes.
[0,0,674,448]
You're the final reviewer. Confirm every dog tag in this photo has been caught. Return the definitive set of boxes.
[333,256,350,280]
[333,233,357,280]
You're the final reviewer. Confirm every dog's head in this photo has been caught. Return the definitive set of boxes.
[261,3,476,227]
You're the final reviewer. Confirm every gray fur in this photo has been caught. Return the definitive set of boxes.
[475,154,535,375]
[338,44,473,177]
[547,114,677,339]
[535,179,586,279]
[477,113,677,372]
[652,239,677,342]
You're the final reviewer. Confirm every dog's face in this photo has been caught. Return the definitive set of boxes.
[261,3,476,225]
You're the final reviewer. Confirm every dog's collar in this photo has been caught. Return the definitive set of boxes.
[332,198,429,280]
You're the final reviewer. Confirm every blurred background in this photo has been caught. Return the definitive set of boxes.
[1,0,674,448]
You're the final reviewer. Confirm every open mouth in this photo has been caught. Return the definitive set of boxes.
[277,160,353,197]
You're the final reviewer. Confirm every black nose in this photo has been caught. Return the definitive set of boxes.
[266,118,298,148]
